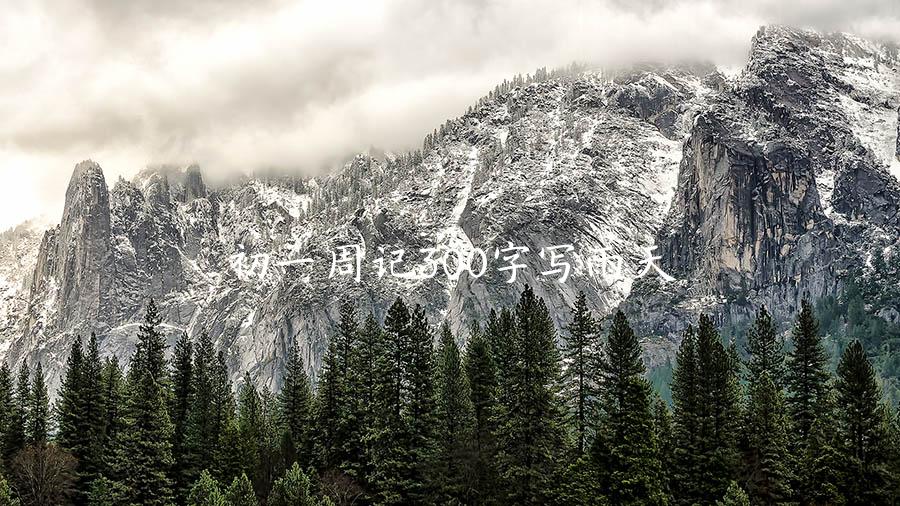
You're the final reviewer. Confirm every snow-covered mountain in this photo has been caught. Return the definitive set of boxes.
[2,26,899,393]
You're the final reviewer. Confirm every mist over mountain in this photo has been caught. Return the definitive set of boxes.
[0,26,898,399]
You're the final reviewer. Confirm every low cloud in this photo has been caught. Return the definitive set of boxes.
[0,0,898,228]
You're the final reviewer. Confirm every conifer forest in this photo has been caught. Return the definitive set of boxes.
[0,287,896,506]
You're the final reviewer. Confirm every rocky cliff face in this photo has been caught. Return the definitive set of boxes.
[625,26,900,346]
[1,26,899,392]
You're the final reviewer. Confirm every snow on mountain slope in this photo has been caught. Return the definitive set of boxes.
[2,26,899,392]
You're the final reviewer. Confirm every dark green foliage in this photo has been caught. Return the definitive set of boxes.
[596,311,665,505]
[367,298,413,504]
[835,340,893,503]
[187,470,226,506]
[0,472,18,506]
[562,292,600,456]
[86,476,128,506]
[432,322,474,503]
[279,341,314,469]
[225,473,258,506]
[115,299,175,506]
[716,481,749,506]
[403,304,437,501]
[4,363,28,462]
[27,362,48,444]
[744,306,785,387]
[170,332,194,500]
[268,462,317,506]
[742,373,792,503]
[671,316,742,505]
[314,302,358,473]
[495,286,565,504]
[652,396,674,500]
[56,334,107,505]
[463,322,500,504]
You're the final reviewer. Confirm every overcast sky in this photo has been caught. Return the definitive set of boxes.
[1,0,899,230]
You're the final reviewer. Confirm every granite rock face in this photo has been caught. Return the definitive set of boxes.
[2,26,900,391]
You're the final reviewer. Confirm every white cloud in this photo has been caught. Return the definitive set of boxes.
[0,0,898,229]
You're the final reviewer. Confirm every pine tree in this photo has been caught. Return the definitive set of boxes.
[279,341,313,469]
[188,470,227,506]
[670,326,700,504]
[315,302,357,472]
[0,365,11,467]
[496,286,565,504]
[210,351,237,481]
[803,389,844,505]
[404,304,437,502]
[170,332,194,501]
[86,476,128,506]
[98,358,125,472]
[4,362,28,461]
[653,396,674,500]
[57,334,105,504]
[596,310,665,505]
[367,298,412,504]
[115,299,175,505]
[562,292,600,456]
[345,312,380,487]
[27,362,48,444]
[744,306,784,387]
[463,322,499,504]
[785,300,831,499]
[716,481,749,506]
[672,317,741,504]
[187,331,216,481]
[225,473,258,506]
[57,336,86,452]
[835,340,892,503]
[268,462,317,506]
[743,373,792,503]
[236,374,263,494]
[0,472,18,506]
[433,322,474,503]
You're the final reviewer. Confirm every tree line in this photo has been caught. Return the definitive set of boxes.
[0,287,897,505]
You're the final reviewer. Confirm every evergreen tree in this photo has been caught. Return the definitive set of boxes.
[562,292,600,456]
[27,362,48,444]
[4,362,28,462]
[279,341,313,468]
[225,473,258,506]
[86,476,128,506]
[0,472,18,506]
[596,311,665,505]
[0,365,11,467]
[463,322,499,504]
[670,326,700,504]
[496,286,565,504]
[785,300,831,500]
[57,334,106,504]
[403,304,437,502]
[315,302,357,472]
[170,332,194,501]
[672,317,741,504]
[236,374,263,495]
[716,481,750,506]
[98,358,125,471]
[743,373,792,503]
[210,351,237,481]
[188,470,226,506]
[345,312,380,487]
[187,331,217,482]
[268,462,317,506]
[803,390,845,505]
[433,322,474,503]
[835,340,893,503]
[367,298,412,504]
[57,336,86,452]
[653,396,674,501]
[115,299,175,506]
[744,306,785,387]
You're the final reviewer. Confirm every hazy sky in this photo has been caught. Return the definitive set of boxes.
[1,0,899,230]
